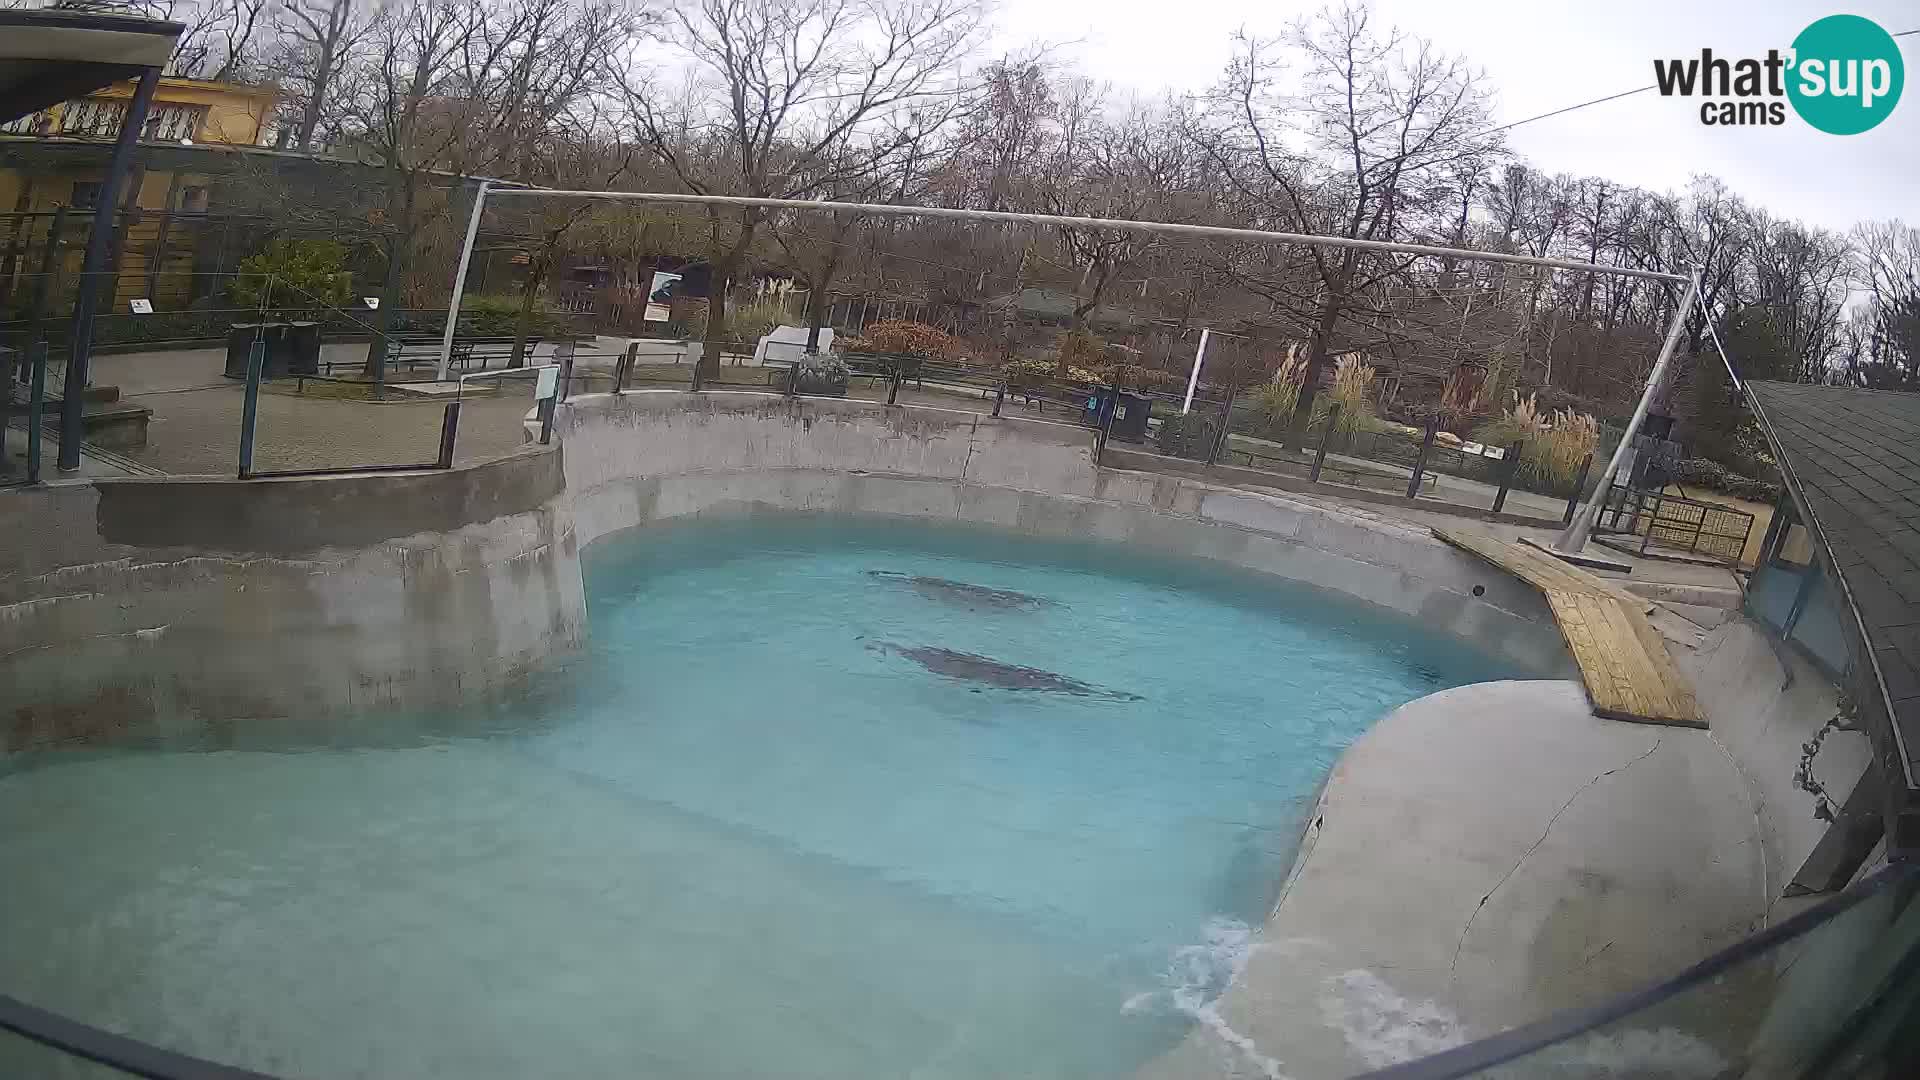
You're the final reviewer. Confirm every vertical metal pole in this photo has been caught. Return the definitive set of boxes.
[992,379,1005,418]
[1563,454,1594,526]
[1557,271,1701,552]
[887,367,902,405]
[1095,384,1119,467]
[1181,328,1210,415]
[1407,418,1437,500]
[25,207,68,346]
[61,66,159,472]
[1492,440,1524,514]
[555,341,576,403]
[0,345,10,471]
[25,342,47,483]
[438,180,490,381]
[1206,385,1236,466]
[616,340,635,393]
[237,338,264,478]
[437,400,461,468]
[1311,403,1340,483]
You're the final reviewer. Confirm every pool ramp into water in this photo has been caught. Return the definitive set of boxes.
[1431,526,1706,728]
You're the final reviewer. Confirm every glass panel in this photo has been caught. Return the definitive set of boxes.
[1789,571,1853,676]
[1777,521,1816,568]
[0,1025,133,1079]
[1371,867,1919,1080]
[1747,562,1806,633]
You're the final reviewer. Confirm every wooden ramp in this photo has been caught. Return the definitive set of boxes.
[1433,526,1705,728]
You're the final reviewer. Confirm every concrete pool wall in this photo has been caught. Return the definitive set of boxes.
[1,447,583,748]
[558,391,1577,676]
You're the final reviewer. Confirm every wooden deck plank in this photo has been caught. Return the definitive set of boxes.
[1432,526,1705,728]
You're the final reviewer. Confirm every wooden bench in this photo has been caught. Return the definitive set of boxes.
[1431,525,1704,727]
[323,335,545,375]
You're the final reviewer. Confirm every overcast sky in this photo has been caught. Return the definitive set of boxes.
[994,0,1917,234]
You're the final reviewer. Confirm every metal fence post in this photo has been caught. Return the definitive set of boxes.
[1492,439,1524,514]
[615,341,635,393]
[237,338,264,479]
[556,342,575,403]
[992,379,1005,418]
[1206,386,1236,466]
[1563,453,1594,526]
[437,400,461,468]
[1094,383,1120,467]
[1311,404,1341,483]
[0,345,11,472]
[25,342,47,483]
[1407,417,1437,500]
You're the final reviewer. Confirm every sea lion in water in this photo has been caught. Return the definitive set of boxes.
[871,643,1141,701]
[866,570,1057,610]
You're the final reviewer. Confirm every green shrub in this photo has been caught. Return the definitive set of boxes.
[230,237,351,319]
[1155,410,1220,460]
[726,297,794,343]
[458,294,574,339]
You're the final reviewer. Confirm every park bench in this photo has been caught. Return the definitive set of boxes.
[321,334,544,375]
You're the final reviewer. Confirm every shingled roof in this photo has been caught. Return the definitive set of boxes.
[1746,382,1920,856]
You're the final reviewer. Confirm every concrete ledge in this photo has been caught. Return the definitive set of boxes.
[1142,680,1770,1079]
[1,446,584,747]
[91,446,565,555]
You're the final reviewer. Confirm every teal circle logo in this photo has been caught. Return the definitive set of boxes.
[1787,15,1904,134]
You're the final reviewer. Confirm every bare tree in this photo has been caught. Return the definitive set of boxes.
[274,0,364,151]
[613,0,986,383]
[1194,2,1501,444]
[1849,219,1920,388]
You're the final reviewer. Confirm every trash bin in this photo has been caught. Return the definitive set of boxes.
[1080,387,1152,442]
[284,321,322,375]
[224,323,289,378]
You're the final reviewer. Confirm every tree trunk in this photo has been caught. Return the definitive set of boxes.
[804,282,830,353]
[1284,295,1344,450]
[296,34,337,152]
[510,253,544,368]
[700,221,756,383]
[362,171,414,380]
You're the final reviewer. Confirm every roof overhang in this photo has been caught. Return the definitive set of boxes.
[0,9,184,126]
[1745,381,1920,860]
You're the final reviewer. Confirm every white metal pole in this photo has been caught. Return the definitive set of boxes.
[1182,328,1210,415]
[480,189,1691,286]
[438,180,490,381]
[1555,270,1701,553]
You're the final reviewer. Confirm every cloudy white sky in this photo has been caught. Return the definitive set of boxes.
[995,0,1917,234]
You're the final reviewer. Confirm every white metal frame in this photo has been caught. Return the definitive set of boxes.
[440,186,1698,556]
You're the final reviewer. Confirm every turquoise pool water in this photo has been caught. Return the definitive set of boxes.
[0,515,1515,1079]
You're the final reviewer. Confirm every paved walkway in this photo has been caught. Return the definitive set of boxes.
[82,346,542,476]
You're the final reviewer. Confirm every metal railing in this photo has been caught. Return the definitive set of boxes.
[1595,483,1756,565]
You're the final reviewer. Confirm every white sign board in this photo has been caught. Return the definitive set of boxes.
[534,365,559,401]
[753,325,832,365]
[362,296,381,310]
[645,270,682,323]
[128,298,153,314]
